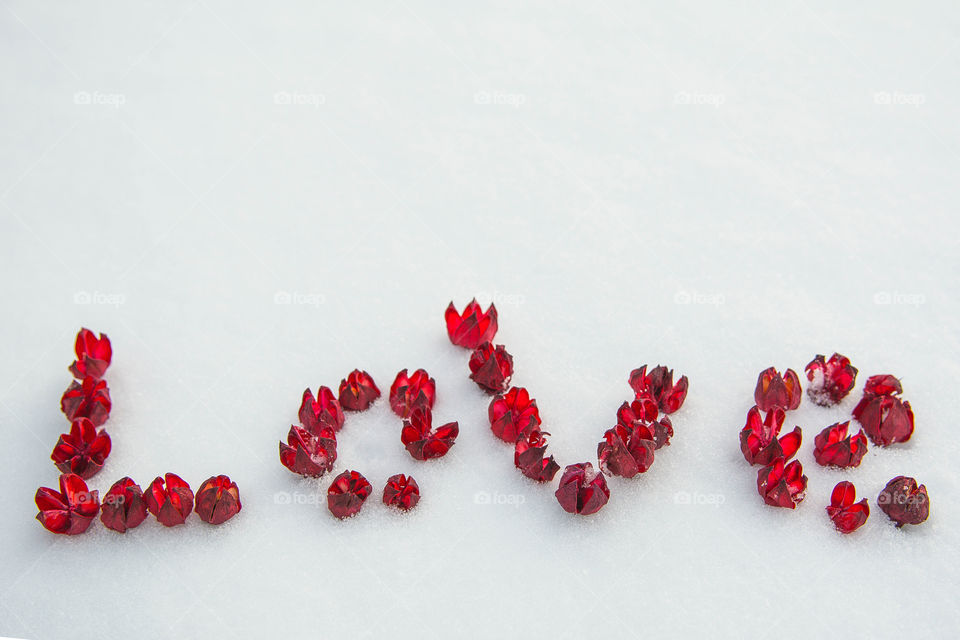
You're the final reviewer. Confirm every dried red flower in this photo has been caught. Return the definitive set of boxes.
[445,299,498,349]
[514,429,560,482]
[382,474,420,511]
[616,398,673,449]
[50,417,112,479]
[826,481,870,534]
[628,365,689,414]
[69,328,112,379]
[468,342,513,393]
[194,475,242,525]
[877,476,929,527]
[598,423,656,478]
[853,393,914,446]
[145,473,194,527]
[739,406,801,466]
[863,374,902,396]
[555,462,610,515]
[389,368,436,418]
[327,470,372,519]
[338,370,380,412]
[754,367,802,411]
[35,473,100,535]
[299,386,345,433]
[60,376,111,427]
[805,353,858,406]
[489,387,541,442]
[279,425,337,477]
[100,477,148,533]
[400,406,459,460]
[813,422,868,468]
[756,458,807,508]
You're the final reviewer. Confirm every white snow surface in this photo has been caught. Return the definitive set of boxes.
[1,2,958,639]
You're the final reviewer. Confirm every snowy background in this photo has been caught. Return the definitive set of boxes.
[1,1,958,638]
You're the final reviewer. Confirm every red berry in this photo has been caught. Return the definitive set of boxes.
[100,477,148,533]
[555,462,610,515]
[382,474,420,511]
[144,473,194,527]
[68,328,112,379]
[400,407,458,460]
[445,299,498,349]
[754,366,802,411]
[279,425,337,477]
[35,473,100,535]
[739,405,802,466]
[877,476,929,527]
[489,387,541,442]
[628,365,689,414]
[598,423,656,478]
[863,374,902,397]
[194,475,242,525]
[813,422,868,468]
[756,458,807,508]
[514,429,560,482]
[327,470,372,519]
[804,353,858,406]
[50,417,112,479]
[468,342,513,393]
[389,368,436,418]
[298,386,344,433]
[853,391,914,447]
[826,481,869,533]
[60,376,111,427]
[338,370,380,412]
[616,398,673,449]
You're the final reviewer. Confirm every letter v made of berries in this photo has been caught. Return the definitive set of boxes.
[445,299,689,516]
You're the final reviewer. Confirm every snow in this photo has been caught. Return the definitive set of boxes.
[1,1,958,638]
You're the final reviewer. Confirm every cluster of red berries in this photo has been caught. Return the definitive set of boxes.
[446,300,690,515]
[741,354,929,532]
[277,369,452,518]
[34,329,241,534]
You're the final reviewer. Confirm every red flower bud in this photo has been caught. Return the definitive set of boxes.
[863,374,902,397]
[389,368,436,418]
[400,406,458,460]
[298,386,344,433]
[382,474,420,511]
[279,425,337,477]
[756,458,807,508]
[35,473,100,535]
[489,387,541,442]
[813,422,868,468]
[327,470,372,519]
[598,423,656,478]
[468,342,513,393]
[739,406,801,466]
[628,365,689,414]
[514,429,560,482]
[877,476,929,527]
[338,370,380,412]
[145,473,194,527]
[754,367,802,411]
[852,393,914,446]
[616,398,673,449]
[60,376,111,427]
[50,417,112,479]
[68,328,112,379]
[445,299,498,349]
[826,481,869,534]
[194,475,242,525]
[100,477,148,533]
[555,462,610,515]
[805,353,858,406]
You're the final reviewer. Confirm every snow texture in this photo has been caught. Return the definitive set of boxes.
[1,2,958,639]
